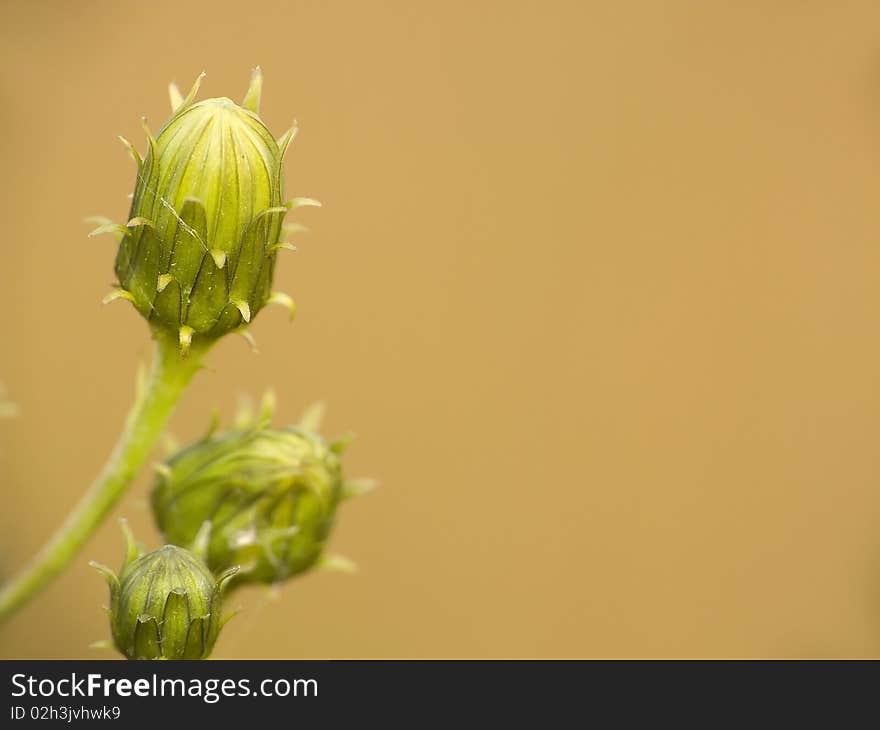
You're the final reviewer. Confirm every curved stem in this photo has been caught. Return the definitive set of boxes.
[0,329,210,622]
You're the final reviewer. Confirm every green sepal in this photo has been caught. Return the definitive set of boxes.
[341,478,377,500]
[186,254,229,331]
[182,616,206,659]
[88,561,119,602]
[160,589,191,660]
[133,616,161,660]
[120,519,141,566]
[241,67,263,114]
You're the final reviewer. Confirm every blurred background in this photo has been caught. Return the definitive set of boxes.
[2,0,880,658]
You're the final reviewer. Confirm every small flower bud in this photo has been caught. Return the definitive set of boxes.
[92,530,236,660]
[151,398,364,586]
[95,69,314,353]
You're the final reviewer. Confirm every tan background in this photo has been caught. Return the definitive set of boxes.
[2,0,880,658]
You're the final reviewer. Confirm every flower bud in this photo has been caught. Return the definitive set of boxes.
[92,69,313,353]
[92,529,236,660]
[151,397,369,586]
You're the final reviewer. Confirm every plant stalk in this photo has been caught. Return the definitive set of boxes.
[0,329,210,622]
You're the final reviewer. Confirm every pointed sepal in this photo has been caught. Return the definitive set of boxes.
[133,616,161,660]
[89,561,120,595]
[282,222,309,237]
[118,135,143,169]
[271,241,297,253]
[168,82,184,112]
[242,66,263,113]
[215,566,241,593]
[102,288,134,305]
[169,71,205,113]
[120,518,140,566]
[233,300,251,323]
[286,197,322,210]
[276,124,299,161]
[267,292,296,320]
[88,221,128,239]
[210,249,227,269]
[182,617,206,659]
[317,553,358,574]
[298,402,325,432]
[179,325,194,356]
[191,521,212,561]
[160,589,191,659]
[329,432,355,454]
[157,273,174,293]
[341,478,377,500]
[126,216,155,230]
[258,389,276,425]
[237,329,258,353]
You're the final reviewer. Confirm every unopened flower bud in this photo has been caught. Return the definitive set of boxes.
[151,397,369,586]
[91,527,236,660]
[92,69,314,354]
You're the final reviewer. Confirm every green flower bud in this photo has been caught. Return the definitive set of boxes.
[91,69,314,354]
[91,528,237,660]
[151,397,370,586]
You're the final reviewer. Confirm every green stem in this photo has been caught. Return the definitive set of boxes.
[0,329,210,622]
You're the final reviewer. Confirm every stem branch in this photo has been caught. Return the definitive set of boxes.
[0,329,209,622]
